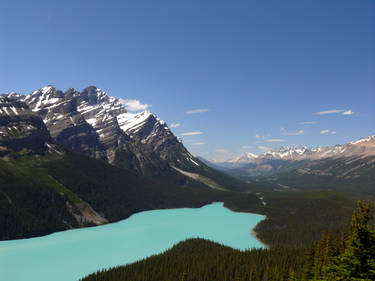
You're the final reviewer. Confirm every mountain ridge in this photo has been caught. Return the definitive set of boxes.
[214,134,375,167]
[2,86,251,191]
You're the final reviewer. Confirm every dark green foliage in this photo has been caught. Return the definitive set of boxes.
[257,156,375,195]
[0,154,79,240]
[249,190,359,247]
[322,201,375,280]
[0,150,264,240]
[45,151,228,222]
[81,238,306,281]
[295,200,375,280]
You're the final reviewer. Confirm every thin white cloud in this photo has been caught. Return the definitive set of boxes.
[320,129,337,135]
[186,109,209,114]
[258,146,271,152]
[280,127,304,136]
[170,123,181,128]
[315,109,343,115]
[191,142,206,145]
[216,149,228,153]
[120,99,151,111]
[180,131,203,136]
[265,139,286,143]
[299,121,319,125]
[255,134,265,139]
[343,110,354,115]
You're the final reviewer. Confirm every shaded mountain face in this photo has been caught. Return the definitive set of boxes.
[21,86,196,172]
[3,86,249,191]
[0,95,53,156]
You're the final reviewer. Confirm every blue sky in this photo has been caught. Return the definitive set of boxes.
[1,0,374,160]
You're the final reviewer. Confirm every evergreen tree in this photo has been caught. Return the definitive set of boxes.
[301,242,315,281]
[324,201,375,280]
[288,266,296,281]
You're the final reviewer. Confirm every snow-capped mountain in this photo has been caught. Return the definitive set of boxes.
[209,135,375,179]
[2,86,246,190]
[205,135,375,187]
[228,152,258,163]
[0,95,54,155]
[20,86,193,169]
[225,135,375,165]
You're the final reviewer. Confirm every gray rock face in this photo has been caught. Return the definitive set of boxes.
[0,95,52,155]
[19,85,201,179]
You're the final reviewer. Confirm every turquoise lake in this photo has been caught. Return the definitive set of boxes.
[0,202,265,281]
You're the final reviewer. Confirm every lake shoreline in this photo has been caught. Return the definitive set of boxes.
[221,203,269,249]
[1,201,269,251]
[1,202,266,281]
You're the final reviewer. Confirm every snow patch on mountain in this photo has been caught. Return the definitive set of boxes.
[117,111,153,134]
[223,135,375,166]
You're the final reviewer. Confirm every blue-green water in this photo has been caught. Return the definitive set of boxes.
[0,203,265,281]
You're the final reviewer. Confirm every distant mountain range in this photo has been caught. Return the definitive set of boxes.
[216,135,375,167]
[205,135,375,194]
[1,86,249,191]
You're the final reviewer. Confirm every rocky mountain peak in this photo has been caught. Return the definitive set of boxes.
[225,134,375,167]
[11,86,200,179]
[0,96,53,156]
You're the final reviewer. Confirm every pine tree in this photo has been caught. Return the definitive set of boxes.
[301,242,315,281]
[288,266,296,281]
[324,200,375,280]
[313,230,327,279]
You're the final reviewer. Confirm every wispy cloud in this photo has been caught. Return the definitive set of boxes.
[258,146,271,152]
[120,99,151,111]
[216,149,228,153]
[315,109,355,116]
[170,123,181,128]
[255,134,266,139]
[280,127,304,136]
[320,129,337,135]
[180,131,203,136]
[315,109,343,115]
[265,138,286,143]
[299,121,319,125]
[343,110,354,115]
[186,109,209,114]
[191,142,206,145]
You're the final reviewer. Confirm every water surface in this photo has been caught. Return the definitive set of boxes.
[0,202,265,281]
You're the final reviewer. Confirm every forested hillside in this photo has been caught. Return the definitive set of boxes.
[0,150,265,240]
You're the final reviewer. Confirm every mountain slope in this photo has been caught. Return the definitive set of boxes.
[0,91,264,240]
[262,155,375,194]
[1,150,236,240]
[3,85,253,191]
[212,136,375,190]
[0,97,237,240]
[0,95,53,155]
